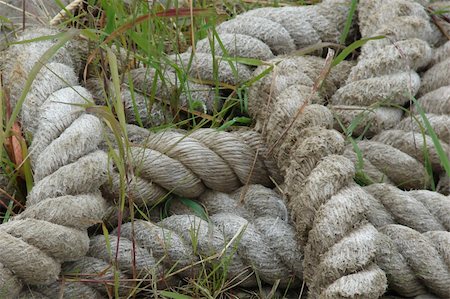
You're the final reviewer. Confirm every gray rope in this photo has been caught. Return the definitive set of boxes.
[0,28,109,298]
[248,55,388,298]
[248,52,450,298]
[27,185,303,298]
[331,0,450,191]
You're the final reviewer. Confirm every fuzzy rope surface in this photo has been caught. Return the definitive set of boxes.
[21,185,303,298]
[0,28,275,298]
[1,0,450,298]
[333,0,450,191]
[0,28,109,298]
[248,52,449,297]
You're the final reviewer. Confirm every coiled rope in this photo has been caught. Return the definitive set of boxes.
[19,185,303,298]
[332,0,450,191]
[1,0,449,298]
[0,28,276,299]
[249,53,450,298]
[0,27,110,298]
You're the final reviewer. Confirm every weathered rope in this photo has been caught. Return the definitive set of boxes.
[21,185,303,298]
[0,28,275,298]
[0,28,109,298]
[248,52,450,298]
[364,184,450,232]
[247,55,387,298]
[1,0,449,297]
[332,0,450,191]
[94,0,356,125]
[98,125,280,217]
[407,38,450,194]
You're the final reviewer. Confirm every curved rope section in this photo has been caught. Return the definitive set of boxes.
[0,28,110,298]
[2,0,449,297]
[248,53,450,297]
[88,0,355,126]
[24,185,303,298]
[331,0,450,191]
[101,125,281,214]
[248,55,388,298]
[411,39,450,194]
[376,225,450,298]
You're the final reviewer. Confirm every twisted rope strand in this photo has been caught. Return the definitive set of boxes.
[2,0,449,297]
[0,28,109,298]
[30,185,303,297]
[247,55,387,298]
[248,51,450,297]
[332,0,450,191]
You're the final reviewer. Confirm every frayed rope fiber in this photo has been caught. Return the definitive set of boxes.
[24,185,304,298]
[1,0,449,298]
[333,0,450,192]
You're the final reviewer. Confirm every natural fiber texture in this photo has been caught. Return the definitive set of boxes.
[248,50,449,297]
[2,0,449,297]
[331,0,441,136]
[364,184,450,232]
[344,141,431,189]
[87,67,219,127]
[29,185,303,297]
[372,130,450,173]
[413,40,450,193]
[332,0,450,192]
[248,55,388,298]
[0,28,110,298]
[84,0,357,134]
[0,26,278,296]
[376,225,450,298]
[100,125,280,212]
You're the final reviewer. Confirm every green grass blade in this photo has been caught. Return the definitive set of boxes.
[332,35,385,67]
[339,0,358,44]
[411,97,450,176]
[160,291,193,299]
[178,198,208,221]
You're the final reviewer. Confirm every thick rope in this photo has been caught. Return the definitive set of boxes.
[408,38,450,194]
[248,53,449,298]
[332,0,450,191]
[0,28,109,298]
[1,0,449,297]
[91,0,356,126]
[0,28,275,298]
[248,56,387,297]
[22,185,303,298]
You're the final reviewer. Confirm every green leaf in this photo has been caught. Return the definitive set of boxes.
[179,198,208,221]
[332,35,385,67]
[160,291,193,299]
[218,116,251,130]
[339,0,358,44]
